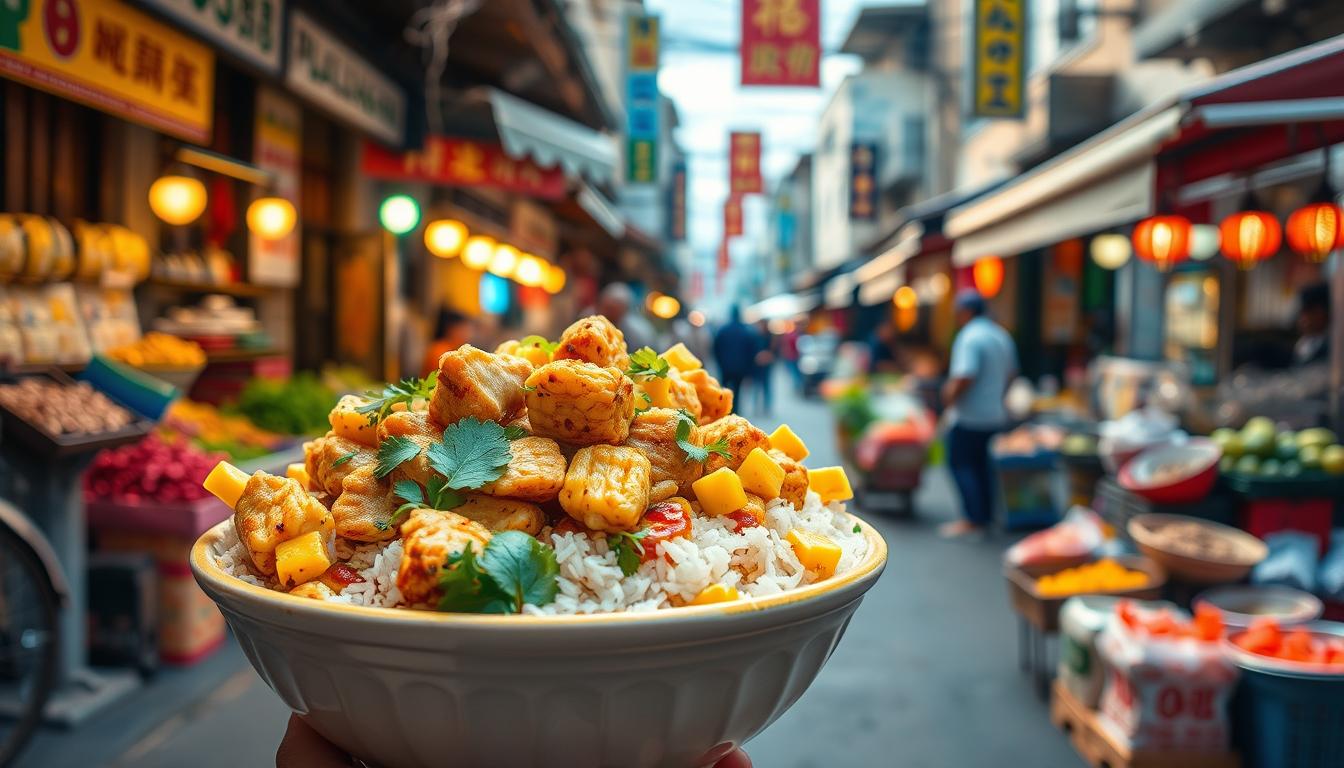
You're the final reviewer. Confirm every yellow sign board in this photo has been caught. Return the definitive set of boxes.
[0,0,214,143]
[971,0,1025,118]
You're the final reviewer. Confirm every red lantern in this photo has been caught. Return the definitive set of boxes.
[1286,202,1344,262]
[1131,215,1191,272]
[1219,210,1281,270]
[972,256,1004,298]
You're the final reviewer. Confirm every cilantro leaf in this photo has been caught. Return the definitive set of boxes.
[607,530,648,576]
[502,424,528,441]
[639,391,652,405]
[852,523,862,533]
[519,335,559,355]
[479,531,560,612]
[357,372,438,424]
[375,435,422,478]
[426,417,513,490]
[674,409,733,463]
[436,544,514,614]
[625,347,670,380]
[379,477,463,532]
[425,475,465,511]
[331,450,357,468]
[393,479,425,505]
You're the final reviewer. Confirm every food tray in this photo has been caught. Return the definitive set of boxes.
[1051,682,1240,768]
[1219,471,1344,500]
[0,372,155,458]
[1004,555,1166,634]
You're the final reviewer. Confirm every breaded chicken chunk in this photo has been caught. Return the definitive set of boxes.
[397,510,493,604]
[330,465,399,542]
[553,315,629,369]
[700,414,770,473]
[430,344,532,426]
[327,394,378,446]
[770,448,809,510]
[234,473,335,576]
[377,410,440,488]
[559,445,651,532]
[477,436,566,502]
[623,408,704,502]
[304,432,376,497]
[455,494,545,535]
[525,360,635,445]
[682,369,733,424]
[636,368,702,422]
[495,339,552,368]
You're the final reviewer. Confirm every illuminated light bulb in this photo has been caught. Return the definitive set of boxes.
[515,255,546,287]
[424,219,467,258]
[149,175,207,226]
[489,244,520,277]
[462,236,495,270]
[379,194,420,235]
[246,197,297,239]
[893,285,918,310]
[650,295,681,319]
[542,264,567,294]
[1089,234,1131,270]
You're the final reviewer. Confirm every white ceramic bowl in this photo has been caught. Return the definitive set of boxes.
[191,518,888,768]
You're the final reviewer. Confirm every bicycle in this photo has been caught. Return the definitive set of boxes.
[0,498,64,767]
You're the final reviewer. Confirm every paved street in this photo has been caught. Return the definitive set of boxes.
[21,378,1080,768]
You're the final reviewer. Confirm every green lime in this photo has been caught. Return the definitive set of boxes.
[1235,455,1261,475]
[1260,458,1282,477]
[1244,416,1276,437]
[1300,444,1324,470]
[1282,460,1303,478]
[1219,455,1235,474]
[1298,428,1338,451]
[1223,434,1245,459]
[1322,445,1344,476]
[1242,430,1276,459]
[1211,428,1237,448]
[1276,432,1299,461]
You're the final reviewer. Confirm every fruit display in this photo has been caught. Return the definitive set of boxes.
[161,399,287,461]
[993,424,1065,457]
[1117,600,1225,642]
[1060,433,1098,457]
[106,332,206,368]
[1233,618,1344,667]
[0,378,134,436]
[234,373,336,436]
[1035,559,1149,597]
[85,433,225,504]
[1212,419,1344,478]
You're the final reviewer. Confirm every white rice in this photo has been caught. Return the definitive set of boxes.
[207,491,868,615]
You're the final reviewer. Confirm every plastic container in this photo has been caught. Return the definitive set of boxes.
[1118,438,1221,504]
[1196,585,1322,630]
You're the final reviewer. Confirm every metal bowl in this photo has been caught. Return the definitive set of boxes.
[1195,585,1323,630]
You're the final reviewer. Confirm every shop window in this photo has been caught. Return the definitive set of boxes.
[1164,270,1219,386]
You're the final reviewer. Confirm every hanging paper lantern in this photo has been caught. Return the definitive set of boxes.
[424,219,468,258]
[246,197,297,240]
[149,175,208,226]
[1189,224,1221,261]
[972,256,1004,298]
[1285,202,1344,262]
[1131,215,1191,271]
[1089,234,1131,270]
[1219,209,1281,270]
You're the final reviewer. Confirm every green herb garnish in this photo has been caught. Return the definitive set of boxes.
[625,347,670,380]
[674,409,732,463]
[436,532,559,614]
[331,450,357,468]
[519,335,559,356]
[521,383,537,392]
[852,523,862,534]
[502,424,529,441]
[357,372,438,424]
[607,529,648,576]
[427,417,513,490]
[375,435,421,478]
[379,476,465,531]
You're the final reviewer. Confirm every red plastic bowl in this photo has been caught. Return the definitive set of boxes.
[1118,438,1221,504]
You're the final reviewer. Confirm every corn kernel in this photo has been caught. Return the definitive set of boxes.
[662,342,703,372]
[690,583,740,605]
[786,529,841,579]
[274,530,333,587]
[204,461,250,509]
[285,463,310,490]
[736,447,785,499]
[807,466,853,504]
[692,467,749,517]
[769,424,810,461]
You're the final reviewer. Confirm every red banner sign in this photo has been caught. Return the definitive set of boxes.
[724,197,744,238]
[741,0,821,87]
[729,131,763,195]
[361,137,567,200]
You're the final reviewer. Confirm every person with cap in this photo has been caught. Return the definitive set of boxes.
[940,289,1018,539]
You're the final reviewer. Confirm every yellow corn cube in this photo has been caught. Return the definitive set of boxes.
[690,583,740,605]
[736,447,785,499]
[204,461,250,509]
[662,342,703,372]
[329,394,377,446]
[785,529,841,579]
[692,467,749,517]
[274,530,333,587]
[807,466,853,504]
[769,424,810,462]
[285,463,310,490]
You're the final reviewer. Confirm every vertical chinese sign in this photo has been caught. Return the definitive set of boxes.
[848,142,878,221]
[724,197,744,238]
[251,86,302,287]
[971,0,1026,118]
[740,0,820,87]
[626,14,660,183]
[729,131,763,195]
[667,160,687,242]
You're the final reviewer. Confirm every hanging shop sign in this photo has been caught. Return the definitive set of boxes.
[286,11,405,147]
[740,0,820,87]
[729,131,763,196]
[849,141,878,221]
[971,0,1026,118]
[625,13,659,184]
[668,159,687,242]
[249,86,301,287]
[1042,239,1082,343]
[140,0,283,75]
[724,196,744,238]
[0,0,214,143]
[361,137,566,200]
[510,199,558,260]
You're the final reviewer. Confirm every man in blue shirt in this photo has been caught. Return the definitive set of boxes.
[940,289,1018,538]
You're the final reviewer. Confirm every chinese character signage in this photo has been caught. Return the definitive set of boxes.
[250,87,301,287]
[287,11,405,147]
[361,137,568,200]
[724,196,744,238]
[141,0,282,74]
[849,142,877,221]
[668,160,687,242]
[729,131,763,195]
[0,0,214,143]
[626,14,659,183]
[740,0,820,87]
[972,0,1025,118]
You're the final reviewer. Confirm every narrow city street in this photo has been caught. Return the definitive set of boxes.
[21,379,1077,768]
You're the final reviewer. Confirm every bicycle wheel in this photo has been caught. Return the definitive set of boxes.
[0,524,60,768]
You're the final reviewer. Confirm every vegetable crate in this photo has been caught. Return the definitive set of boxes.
[1095,479,1236,540]
[1236,498,1333,557]
[993,452,1060,531]
[1052,682,1240,768]
[1234,663,1344,768]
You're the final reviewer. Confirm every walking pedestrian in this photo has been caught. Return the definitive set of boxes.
[712,306,761,398]
[940,289,1017,539]
[750,320,778,417]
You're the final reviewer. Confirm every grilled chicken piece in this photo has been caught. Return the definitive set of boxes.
[681,369,733,424]
[636,368,702,422]
[559,445,651,532]
[234,473,335,577]
[377,410,441,488]
[770,448,809,510]
[429,344,532,427]
[330,465,399,542]
[553,315,629,369]
[328,394,377,446]
[525,360,635,445]
[396,510,493,604]
[477,436,566,502]
[304,432,377,497]
[624,407,704,502]
[455,494,545,535]
[700,414,770,474]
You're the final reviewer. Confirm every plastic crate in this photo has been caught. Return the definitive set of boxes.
[1094,478,1236,539]
[995,453,1060,531]
[1235,665,1344,768]
[1239,498,1333,556]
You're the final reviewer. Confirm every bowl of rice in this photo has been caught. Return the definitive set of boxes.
[189,317,888,768]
